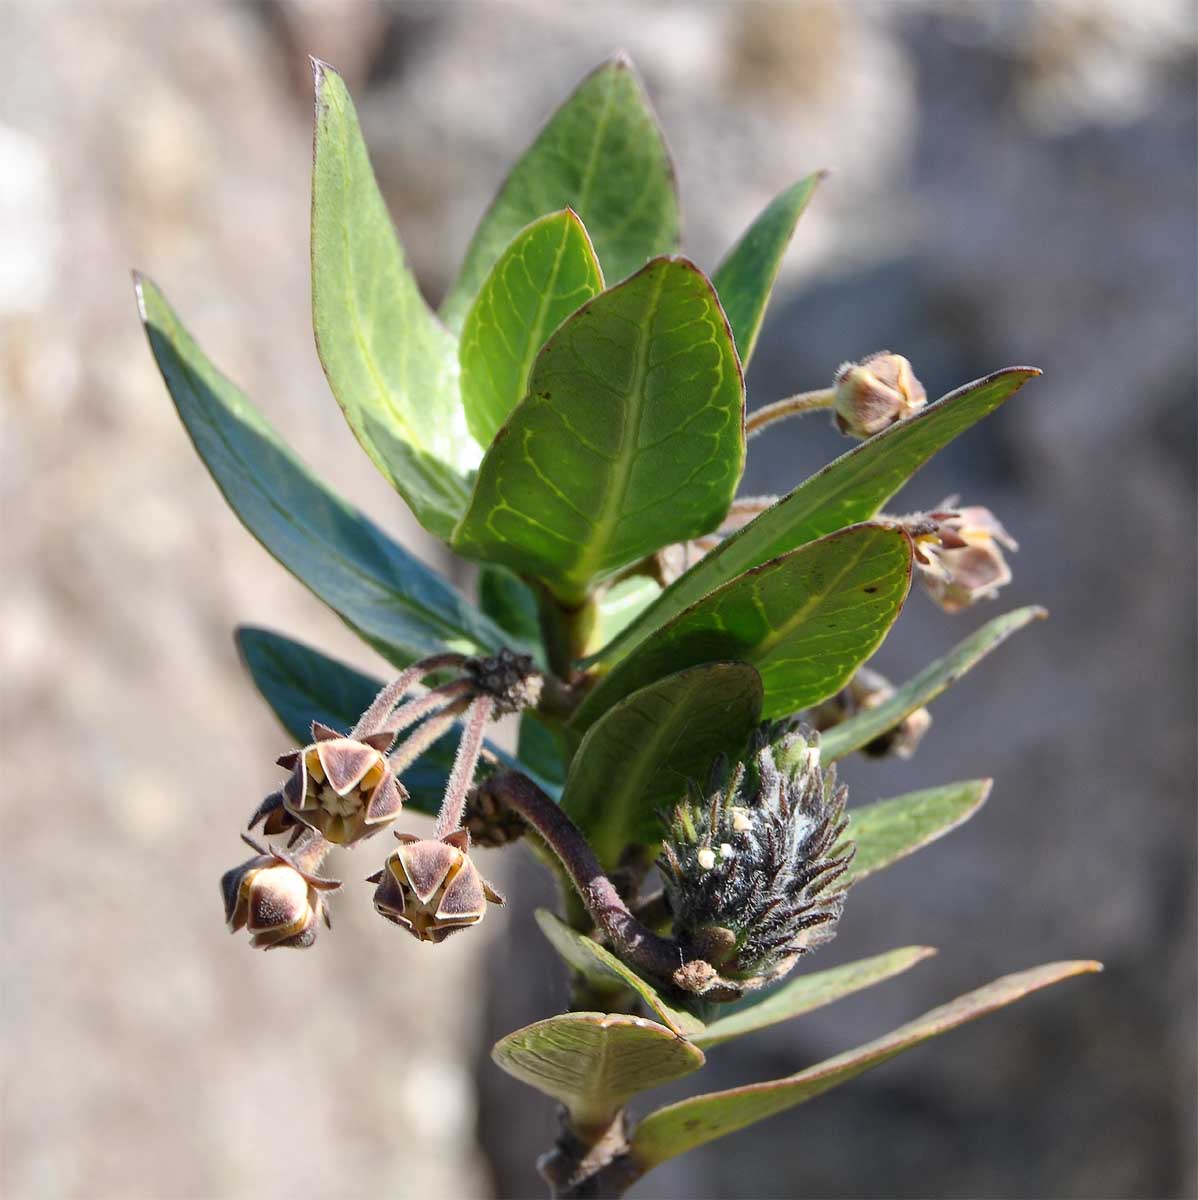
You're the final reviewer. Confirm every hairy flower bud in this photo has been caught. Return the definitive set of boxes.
[369,829,504,943]
[658,726,853,1000]
[833,351,926,438]
[915,501,1018,613]
[220,839,339,950]
[267,721,406,845]
[462,778,528,848]
[810,665,932,759]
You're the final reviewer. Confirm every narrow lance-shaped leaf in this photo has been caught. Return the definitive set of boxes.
[593,367,1041,666]
[713,173,823,367]
[492,1012,704,1136]
[453,258,746,604]
[595,576,662,649]
[693,946,937,1050]
[135,275,503,665]
[630,961,1102,1170]
[535,911,706,1039]
[311,59,473,540]
[441,54,679,331]
[460,209,604,446]
[562,663,763,866]
[574,525,912,728]
[850,779,991,882]
[821,606,1047,762]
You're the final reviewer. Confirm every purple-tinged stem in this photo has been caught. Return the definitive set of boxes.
[383,678,475,738]
[352,653,469,737]
[434,694,494,838]
[487,771,685,983]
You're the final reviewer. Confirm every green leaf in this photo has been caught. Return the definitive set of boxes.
[453,259,744,604]
[595,576,662,648]
[235,627,456,814]
[311,59,472,540]
[850,780,991,882]
[460,210,604,446]
[693,947,936,1050]
[535,911,706,1039]
[631,960,1102,1169]
[477,565,542,648]
[822,607,1047,762]
[563,663,763,866]
[713,173,823,366]
[593,367,1040,665]
[574,525,912,728]
[135,274,502,665]
[453,258,746,603]
[441,55,679,331]
[517,712,568,787]
[492,1011,704,1134]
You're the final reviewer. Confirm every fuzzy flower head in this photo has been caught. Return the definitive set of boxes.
[915,500,1018,613]
[659,725,853,1001]
[833,351,927,438]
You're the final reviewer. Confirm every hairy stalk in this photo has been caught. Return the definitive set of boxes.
[384,678,475,737]
[387,696,473,774]
[351,652,468,737]
[486,771,684,983]
[745,386,834,438]
[434,694,494,838]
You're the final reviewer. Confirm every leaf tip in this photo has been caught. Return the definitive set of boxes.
[607,48,635,72]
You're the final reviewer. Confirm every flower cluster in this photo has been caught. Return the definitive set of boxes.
[659,725,854,1000]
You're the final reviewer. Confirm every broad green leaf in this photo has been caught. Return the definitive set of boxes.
[850,780,991,881]
[492,1011,704,1134]
[593,367,1041,665]
[693,946,936,1050]
[631,960,1102,1169]
[563,663,763,866]
[535,911,706,1039]
[476,565,543,652]
[135,275,502,665]
[595,576,662,649]
[453,258,746,603]
[574,525,912,728]
[311,60,472,540]
[441,55,679,331]
[235,627,456,814]
[460,210,604,446]
[713,173,823,366]
[822,607,1047,762]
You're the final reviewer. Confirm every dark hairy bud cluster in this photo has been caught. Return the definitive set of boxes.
[464,648,544,717]
[659,726,853,1000]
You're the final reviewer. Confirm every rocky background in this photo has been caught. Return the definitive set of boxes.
[2,3,1193,1198]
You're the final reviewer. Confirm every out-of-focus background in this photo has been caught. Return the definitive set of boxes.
[2,2,1194,1198]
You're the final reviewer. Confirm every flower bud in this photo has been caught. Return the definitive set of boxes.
[274,721,406,845]
[462,778,528,848]
[220,840,339,950]
[915,502,1018,613]
[810,665,932,759]
[369,829,503,943]
[658,726,853,1000]
[833,352,926,438]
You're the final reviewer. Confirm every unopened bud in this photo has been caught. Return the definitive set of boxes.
[370,829,504,943]
[267,721,406,846]
[220,839,338,950]
[833,352,926,438]
[464,648,543,717]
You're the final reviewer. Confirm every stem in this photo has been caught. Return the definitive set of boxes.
[384,678,474,738]
[387,697,472,774]
[745,387,834,438]
[352,653,468,737]
[288,828,333,875]
[538,589,598,682]
[434,694,494,838]
[488,771,684,983]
